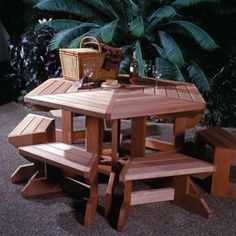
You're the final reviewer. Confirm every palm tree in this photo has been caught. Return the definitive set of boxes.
[32,0,219,91]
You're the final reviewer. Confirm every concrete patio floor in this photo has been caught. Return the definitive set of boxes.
[0,102,235,236]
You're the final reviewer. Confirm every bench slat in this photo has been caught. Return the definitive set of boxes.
[8,114,35,136]
[22,116,44,134]
[197,128,236,149]
[19,143,97,177]
[120,153,214,182]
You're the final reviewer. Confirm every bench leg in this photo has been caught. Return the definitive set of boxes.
[117,181,132,231]
[84,179,98,227]
[172,175,211,218]
[21,165,62,198]
[11,163,36,183]
[104,172,116,217]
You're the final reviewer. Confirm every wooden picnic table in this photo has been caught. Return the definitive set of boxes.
[22,77,213,225]
[24,76,206,177]
[25,77,206,152]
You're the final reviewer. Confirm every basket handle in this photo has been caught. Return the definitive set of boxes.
[80,36,102,52]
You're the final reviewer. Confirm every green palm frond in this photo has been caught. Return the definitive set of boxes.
[101,20,118,44]
[130,16,145,38]
[146,6,179,32]
[109,0,129,22]
[187,62,210,91]
[158,31,185,67]
[152,43,167,58]
[134,40,145,76]
[78,0,118,19]
[69,28,101,48]
[50,27,81,49]
[171,0,220,8]
[155,57,185,82]
[35,19,98,33]
[35,0,107,24]
[119,45,133,73]
[126,0,140,20]
[148,6,178,22]
[120,55,132,74]
[50,23,99,49]
[36,19,81,31]
[171,20,218,51]
[68,36,83,48]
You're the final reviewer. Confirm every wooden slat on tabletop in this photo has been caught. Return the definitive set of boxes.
[57,93,110,109]
[65,83,78,93]
[155,86,167,96]
[39,80,65,95]
[67,91,113,103]
[186,84,205,103]
[116,93,150,102]
[176,85,192,101]
[112,98,204,119]
[25,94,108,118]
[26,79,56,96]
[165,86,179,98]
[53,81,74,94]
[49,94,109,113]
[62,93,110,107]
[143,87,155,95]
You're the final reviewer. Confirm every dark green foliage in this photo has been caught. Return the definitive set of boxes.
[203,53,236,127]
[8,27,62,92]
[32,0,219,92]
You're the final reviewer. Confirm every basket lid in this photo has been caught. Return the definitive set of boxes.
[59,48,100,55]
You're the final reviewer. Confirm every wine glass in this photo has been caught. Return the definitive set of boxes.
[152,65,162,90]
[83,63,94,78]
[74,63,95,89]
[83,63,95,89]
[143,60,152,77]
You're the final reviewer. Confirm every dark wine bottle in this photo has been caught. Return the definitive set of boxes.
[129,51,139,84]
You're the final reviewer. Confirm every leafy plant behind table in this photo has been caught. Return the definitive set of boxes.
[8,26,62,94]
[203,53,236,127]
[32,0,219,92]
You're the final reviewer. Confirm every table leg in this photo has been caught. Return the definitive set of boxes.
[61,110,73,144]
[131,117,146,157]
[173,117,187,149]
[85,116,103,154]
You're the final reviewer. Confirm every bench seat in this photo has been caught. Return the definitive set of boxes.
[18,142,98,226]
[8,114,55,147]
[120,152,214,182]
[196,127,236,198]
[116,152,215,231]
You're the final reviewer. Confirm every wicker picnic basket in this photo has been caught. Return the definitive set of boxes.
[59,37,123,81]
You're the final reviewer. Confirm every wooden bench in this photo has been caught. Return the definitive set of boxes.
[18,142,98,226]
[195,127,236,198]
[115,152,215,231]
[8,114,55,147]
[8,114,56,183]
